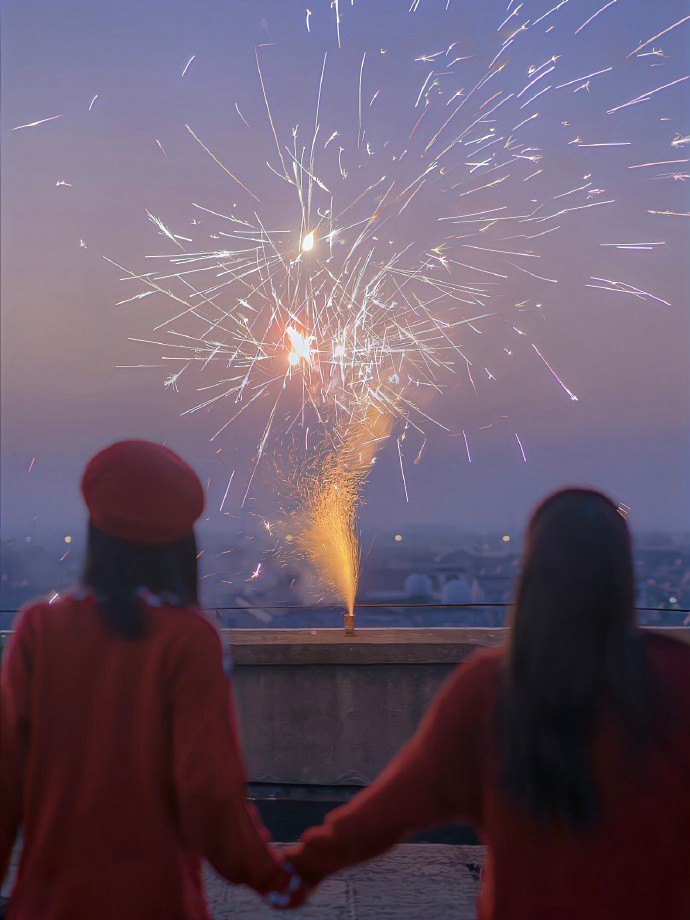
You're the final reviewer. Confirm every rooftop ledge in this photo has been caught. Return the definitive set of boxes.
[224,626,689,666]
[226,626,690,785]
[226,627,504,665]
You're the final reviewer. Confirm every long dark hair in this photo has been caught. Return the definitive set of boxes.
[498,489,650,827]
[82,523,199,640]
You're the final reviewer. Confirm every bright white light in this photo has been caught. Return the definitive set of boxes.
[286,325,315,367]
[301,231,315,252]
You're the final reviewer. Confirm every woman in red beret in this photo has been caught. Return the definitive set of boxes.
[279,489,690,918]
[0,440,289,919]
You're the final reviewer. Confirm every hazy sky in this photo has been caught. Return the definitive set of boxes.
[2,0,689,542]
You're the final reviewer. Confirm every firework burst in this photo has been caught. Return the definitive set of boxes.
[110,0,688,622]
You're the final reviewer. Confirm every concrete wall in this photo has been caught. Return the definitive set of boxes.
[230,628,503,785]
[229,626,690,786]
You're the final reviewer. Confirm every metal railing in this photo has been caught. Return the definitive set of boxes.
[2,602,689,642]
[2,602,689,613]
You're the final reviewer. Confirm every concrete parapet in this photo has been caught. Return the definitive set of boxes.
[229,627,504,785]
[228,627,689,786]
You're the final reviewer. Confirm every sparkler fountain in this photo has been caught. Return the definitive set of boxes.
[293,408,393,634]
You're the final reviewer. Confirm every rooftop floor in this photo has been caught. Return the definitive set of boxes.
[4,844,485,919]
[207,844,485,919]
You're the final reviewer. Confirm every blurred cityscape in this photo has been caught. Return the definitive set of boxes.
[2,524,690,631]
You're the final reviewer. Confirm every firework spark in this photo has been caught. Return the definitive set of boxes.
[12,114,63,131]
[574,0,617,36]
[180,55,196,78]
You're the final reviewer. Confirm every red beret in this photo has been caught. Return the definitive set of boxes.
[81,440,205,544]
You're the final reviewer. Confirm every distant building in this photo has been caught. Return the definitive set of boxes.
[404,573,434,601]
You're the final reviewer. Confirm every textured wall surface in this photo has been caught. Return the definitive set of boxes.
[229,628,504,785]
[228,626,689,785]
[234,661,456,785]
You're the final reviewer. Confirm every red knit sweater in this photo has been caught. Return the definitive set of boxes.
[0,593,287,919]
[288,634,690,919]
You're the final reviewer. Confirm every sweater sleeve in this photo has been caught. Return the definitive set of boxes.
[286,651,496,884]
[0,608,36,885]
[168,618,288,894]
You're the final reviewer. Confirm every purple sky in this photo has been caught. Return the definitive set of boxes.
[2,0,689,542]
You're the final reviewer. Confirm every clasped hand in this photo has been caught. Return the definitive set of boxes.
[264,862,310,910]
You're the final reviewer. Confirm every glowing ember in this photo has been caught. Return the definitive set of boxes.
[301,230,315,252]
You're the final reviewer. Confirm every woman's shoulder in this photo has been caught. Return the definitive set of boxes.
[438,646,505,711]
[643,629,690,680]
[641,632,690,741]
[462,645,505,679]
[148,601,225,653]
[148,605,233,680]
[643,629,690,660]
[13,589,81,631]
[5,591,93,657]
